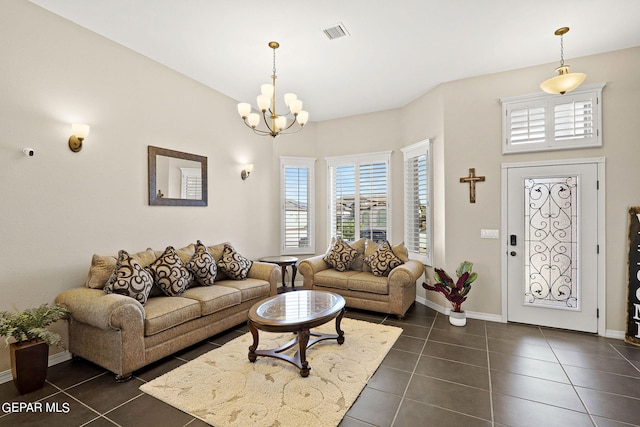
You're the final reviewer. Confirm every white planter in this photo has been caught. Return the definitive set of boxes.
[449,310,466,327]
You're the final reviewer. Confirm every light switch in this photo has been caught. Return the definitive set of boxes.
[481,229,499,239]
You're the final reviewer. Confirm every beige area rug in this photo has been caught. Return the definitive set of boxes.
[140,318,402,427]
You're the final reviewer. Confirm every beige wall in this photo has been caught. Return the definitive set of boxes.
[395,47,640,331]
[0,1,293,371]
[1,1,638,374]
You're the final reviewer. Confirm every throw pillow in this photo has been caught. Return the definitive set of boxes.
[104,250,154,305]
[85,248,156,289]
[349,238,367,271]
[324,238,359,272]
[146,246,193,296]
[186,240,217,286]
[217,244,253,280]
[364,240,404,277]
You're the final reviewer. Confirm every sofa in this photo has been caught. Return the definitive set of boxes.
[55,241,278,381]
[298,238,424,318]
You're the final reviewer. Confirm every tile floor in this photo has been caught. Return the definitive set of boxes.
[1,299,639,427]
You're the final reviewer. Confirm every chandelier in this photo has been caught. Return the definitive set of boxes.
[540,27,586,95]
[237,41,309,138]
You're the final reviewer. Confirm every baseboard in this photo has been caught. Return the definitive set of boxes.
[415,297,626,340]
[415,296,504,323]
[0,350,72,385]
[605,329,626,340]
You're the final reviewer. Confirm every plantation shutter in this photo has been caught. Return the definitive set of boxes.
[180,168,202,200]
[506,101,546,145]
[327,152,391,243]
[554,93,596,142]
[329,164,356,241]
[359,161,388,243]
[501,83,604,153]
[281,157,315,255]
[402,140,432,265]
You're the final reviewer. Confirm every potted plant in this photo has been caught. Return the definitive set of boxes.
[423,261,477,326]
[0,304,71,394]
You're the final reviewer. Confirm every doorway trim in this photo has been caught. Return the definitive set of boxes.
[500,157,606,335]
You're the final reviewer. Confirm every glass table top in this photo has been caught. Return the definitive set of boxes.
[254,290,344,323]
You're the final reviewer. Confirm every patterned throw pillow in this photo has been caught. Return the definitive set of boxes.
[146,246,194,296]
[104,250,154,305]
[217,244,253,280]
[364,240,404,277]
[324,238,359,272]
[186,240,217,286]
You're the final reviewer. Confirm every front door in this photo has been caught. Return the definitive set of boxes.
[505,161,600,333]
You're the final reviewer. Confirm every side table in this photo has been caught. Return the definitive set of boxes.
[259,256,299,288]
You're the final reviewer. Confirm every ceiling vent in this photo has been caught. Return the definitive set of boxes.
[323,22,350,40]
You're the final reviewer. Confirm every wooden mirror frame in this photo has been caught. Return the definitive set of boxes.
[148,146,208,206]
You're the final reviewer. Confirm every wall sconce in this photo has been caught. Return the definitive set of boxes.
[68,123,90,152]
[241,164,254,180]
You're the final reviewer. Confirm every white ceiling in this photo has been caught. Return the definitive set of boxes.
[28,0,640,121]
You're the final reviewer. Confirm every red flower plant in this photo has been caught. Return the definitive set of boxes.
[423,261,477,312]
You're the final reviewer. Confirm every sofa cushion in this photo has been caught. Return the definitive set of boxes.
[180,284,241,316]
[218,278,271,302]
[186,240,217,286]
[364,241,404,277]
[217,244,253,280]
[103,250,154,305]
[147,246,194,296]
[86,248,156,289]
[348,272,389,295]
[143,296,201,336]
[324,238,359,272]
[314,269,360,290]
[348,238,367,271]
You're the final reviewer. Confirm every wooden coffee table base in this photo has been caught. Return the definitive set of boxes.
[248,308,345,377]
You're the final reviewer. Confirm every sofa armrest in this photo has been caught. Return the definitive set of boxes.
[248,261,279,295]
[298,255,330,288]
[55,288,145,331]
[388,260,424,288]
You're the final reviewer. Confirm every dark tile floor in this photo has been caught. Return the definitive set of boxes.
[1,298,639,427]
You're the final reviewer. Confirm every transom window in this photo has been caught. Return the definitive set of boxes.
[501,83,605,154]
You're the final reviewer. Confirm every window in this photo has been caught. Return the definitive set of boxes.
[180,168,202,200]
[501,83,605,154]
[280,157,315,254]
[326,151,392,244]
[402,140,432,265]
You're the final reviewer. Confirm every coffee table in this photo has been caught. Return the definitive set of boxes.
[247,290,346,377]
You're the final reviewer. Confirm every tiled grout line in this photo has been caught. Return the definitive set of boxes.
[609,343,640,376]
[388,312,435,427]
[539,327,598,426]
[484,320,496,427]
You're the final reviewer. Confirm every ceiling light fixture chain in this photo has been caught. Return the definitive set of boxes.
[237,41,309,138]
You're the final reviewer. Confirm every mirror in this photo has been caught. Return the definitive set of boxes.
[148,146,208,206]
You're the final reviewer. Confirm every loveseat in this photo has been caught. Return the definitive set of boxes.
[55,241,278,381]
[298,239,423,318]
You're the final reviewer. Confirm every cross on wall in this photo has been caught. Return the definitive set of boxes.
[459,168,485,203]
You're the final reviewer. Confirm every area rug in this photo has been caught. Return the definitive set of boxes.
[140,318,402,427]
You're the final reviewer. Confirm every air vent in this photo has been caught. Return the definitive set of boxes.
[323,22,350,40]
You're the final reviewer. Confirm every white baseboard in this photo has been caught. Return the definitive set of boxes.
[415,297,626,340]
[0,350,72,385]
[415,296,504,323]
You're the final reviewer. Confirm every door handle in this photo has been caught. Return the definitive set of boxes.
[510,251,517,256]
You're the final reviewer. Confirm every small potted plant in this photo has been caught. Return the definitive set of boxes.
[423,261,477,326]
[0,304,71,394]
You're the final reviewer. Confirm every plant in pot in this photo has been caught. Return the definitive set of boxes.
[423,261,477,326]
[0,304,71,394]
